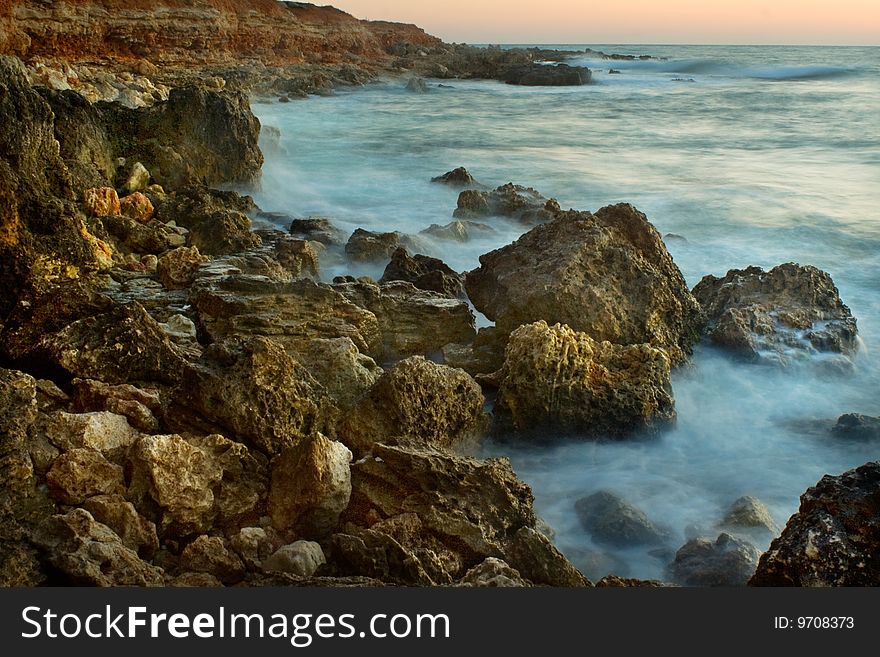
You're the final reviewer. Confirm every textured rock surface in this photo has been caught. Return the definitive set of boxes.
[501,63,592,86]
[83,187,120,217]
[46,448,126,504]
[71,379,162,433]
[39,410,140,457]
[289,337,382,413]
[831,413,880,441]
[454,183,559,224]
[750,462,880,586]
[431,167,478,187]
[575,491,667,547]
[692,263,858,363]
[179,336,336,455]
[119,192,155,222]
[178,535,245,584]
[379,247,464,298]
[82,494,159,558]
[339,356,487,454]
[289,217,346,246]
[670,533,760,587]
[457,557,528,587]
[345,228,422,263]
[466,206,704,365]
[263,541,326,577]
[268,433,352,537]
[495,321,676,438]
[721,496,780,537]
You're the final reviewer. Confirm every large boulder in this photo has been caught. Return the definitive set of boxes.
[832,414,880,441]
[46,448,126,505]
[339,356,488,454]
[344,228,422,263]
[466,206,704,365]
[501,63,592,86]
[692,263,858,363]
[154,185,258,229]
[750,462,880,586]
[720,496,780,537]
[379,247,464,298]
[178,336,337,456]
[575,491,667,547]
[81,494,159,559]
[288,216,346,246]
[454,183,559,224]
[670,533,761,587]
[494,321,675,438]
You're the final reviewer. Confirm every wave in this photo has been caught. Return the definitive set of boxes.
[574,56,859,81]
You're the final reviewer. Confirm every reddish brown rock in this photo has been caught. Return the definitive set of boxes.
[119,191,154,222]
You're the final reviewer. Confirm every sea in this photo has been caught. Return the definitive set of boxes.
[246,45,880,581]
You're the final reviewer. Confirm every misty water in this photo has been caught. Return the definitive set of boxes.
[246,45,880,581]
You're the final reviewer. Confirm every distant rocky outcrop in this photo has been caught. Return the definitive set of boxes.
[501,63,591,86]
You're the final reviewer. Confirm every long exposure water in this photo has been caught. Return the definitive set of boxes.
[246,44,880,580]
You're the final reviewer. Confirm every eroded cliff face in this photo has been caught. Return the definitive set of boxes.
[0,0,439,66]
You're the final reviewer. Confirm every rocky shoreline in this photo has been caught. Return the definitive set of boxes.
[1,2,878,588]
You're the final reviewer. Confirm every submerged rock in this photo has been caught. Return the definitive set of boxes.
[575,491,667,547]
[421,219,493,242]
[750,462,880,586]
[692,263,858,363]
[454,183,559,224]
[721,496,780,537]
[831,413,880,441]
[379,247,464,298]
[466,206,704,365]
[501,63,591,86]
[495,321,675,438]
[431,167,479,187]
[670,533,760,587]
[405,76,428,93]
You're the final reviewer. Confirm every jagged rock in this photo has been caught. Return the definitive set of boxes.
[596,576,666,587]
[750,462,880,586]
[179,535,245,585]
[46,448,125,504]
[440,326,507,377]
[154,186,257,229]
[670,533,760,587]
[229,527,276,570]
[421,219,485,242]
[100,214,186,255]
[831,413,880,440]
[431,167,478,187]
[38,410,140,459]
[123,162,151,194]
[71,379,162,434]
[501,63,592,86]
[336,443,583,585]
[721,496,780,537]
[344,228,424,262]
[38,301,189,385]
[82,494,159,559]
[495,321,675,437]
[263,541,326,576]
[289,337,383,412]
[191,276,382,358]
[575,491,667,547]
[466,206,704,365]
[168,572,222,587]
[333,279,476,359]
[128,434,223,535]
[34,509,164,586]
[457,558,528,587]
[289,216,346,246]
[187,210,262,256]
[158,314,198,341]
[119,192,154,222]
[273,237,320,278]
[156,246,210,289]
[692,263,858,363]
[504,527,592,587]
[379,247,464,297]
[339,356,487,454]
[268,433,352,537]
[83,187,121,217]
[178,336,337,455]
[454,183,560,224]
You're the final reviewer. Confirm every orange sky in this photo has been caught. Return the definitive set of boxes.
[333,0,879,45]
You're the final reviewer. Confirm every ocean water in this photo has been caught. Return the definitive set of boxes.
[246,45,880,582]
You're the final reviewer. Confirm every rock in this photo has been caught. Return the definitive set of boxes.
[119,192,155,222]
[336,443,582,585]
[457,558,528,587]
[46,448,126,504]
[831,413,880,440]
[466,206,704,365]
[421,219,490,242]
[495,321,675,437]
[608,69,622,75]
[339,356,487,454]
[502,63,592,86]
[379,247,464,297]
[167,572,222,587]
[190,276,382,358]
[158,314,198,341]
[34,509,164,586]
[289,337,383,412]
[100,214,186,255]
[288,216,346,246]
[83,187,121,217]
[39,410,140,459]
[179,535,245,585]
[71,379,162,434]
[333,279,476,360]
[268,434,352,537]
[178,336,337,456]
[440,326,507,377]
[156,246,210,289]
[123,162,151,194]
[405,76,428,93]
[670,533,760,587]
[431,167,478,187]
[155,186,257,229]
[454,183,559,224]
[692,263,858,362]
[128,434,223,534]
[187,210,262,256]
[596,576,666,587]
[504,527,592,587]
[273,237,320,279]
[229,527,275,570]
[344,228,423,263]
[39,301,189,385]
[721,496,780,536]
[263,541,326,576]
[575,491,667,547]
[750,462,880,586]
[82,494,159,559]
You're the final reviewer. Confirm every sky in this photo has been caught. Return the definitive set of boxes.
[330,0,879,45]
